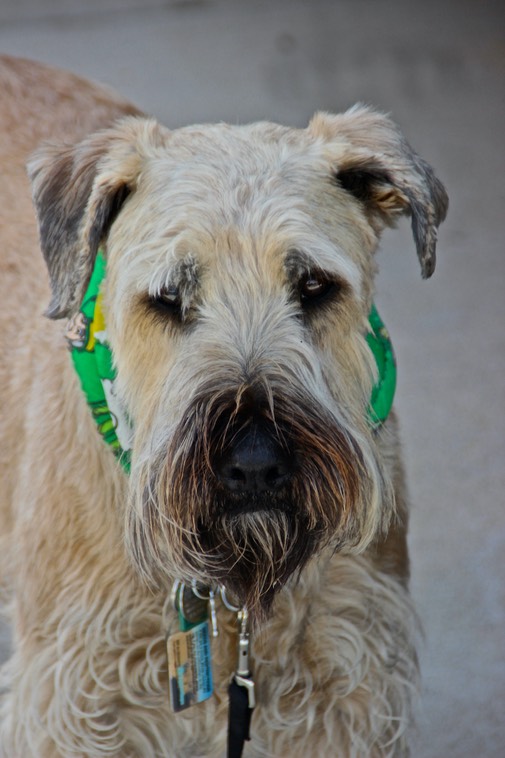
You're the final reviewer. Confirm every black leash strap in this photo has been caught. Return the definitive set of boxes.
[227,609,255,758]
[227,675,254,757]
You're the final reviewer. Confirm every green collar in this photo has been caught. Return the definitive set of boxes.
[66,253,396,473]
[66,252,132,472]
[366,303,397,428]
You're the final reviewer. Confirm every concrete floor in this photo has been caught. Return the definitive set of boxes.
[0,1,504,756]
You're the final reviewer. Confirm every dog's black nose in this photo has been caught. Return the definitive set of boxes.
[217,425,291,493]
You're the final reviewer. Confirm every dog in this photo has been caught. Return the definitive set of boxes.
[0,54,447,757]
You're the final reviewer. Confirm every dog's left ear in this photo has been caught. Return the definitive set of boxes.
[309,106,448,278]
[28,117,168,319]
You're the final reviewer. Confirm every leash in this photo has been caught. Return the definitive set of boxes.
[227,609,255,758]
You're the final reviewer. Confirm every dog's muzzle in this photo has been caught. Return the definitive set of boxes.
[130,383,383,618]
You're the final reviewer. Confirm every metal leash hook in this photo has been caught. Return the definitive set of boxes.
[234,609,255,707]
[227,608,255,758]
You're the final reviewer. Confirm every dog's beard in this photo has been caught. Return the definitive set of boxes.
[129,483,326,621]
[127,387,389,621]
[194,507,321,619]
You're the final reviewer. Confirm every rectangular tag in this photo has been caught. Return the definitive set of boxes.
[167,621,213,712]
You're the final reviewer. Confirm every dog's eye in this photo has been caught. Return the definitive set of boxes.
[299,274,337,307]
[151,286,182,315]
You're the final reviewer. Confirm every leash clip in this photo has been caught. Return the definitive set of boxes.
[234,609,255,707]
[233,673,256,709]
[236,609,250,674]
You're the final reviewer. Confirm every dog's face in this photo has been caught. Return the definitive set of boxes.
[29,108,447,617]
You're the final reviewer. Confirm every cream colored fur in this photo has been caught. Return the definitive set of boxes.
[0,55,447,757]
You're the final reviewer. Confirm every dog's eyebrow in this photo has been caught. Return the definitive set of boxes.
[148,254,199,297]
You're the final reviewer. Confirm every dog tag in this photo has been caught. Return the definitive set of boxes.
[173,581,209,632]
[167,621,213,712]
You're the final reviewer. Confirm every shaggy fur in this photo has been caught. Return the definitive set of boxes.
[0,55,447,757]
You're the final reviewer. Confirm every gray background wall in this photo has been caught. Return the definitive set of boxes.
[1,1,504,756]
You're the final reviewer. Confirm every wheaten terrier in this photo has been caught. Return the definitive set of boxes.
[0,55,447,757]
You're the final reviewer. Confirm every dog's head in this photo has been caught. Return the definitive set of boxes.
[29,107,447,618]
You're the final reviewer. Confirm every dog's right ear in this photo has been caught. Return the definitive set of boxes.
[28,117,168,319]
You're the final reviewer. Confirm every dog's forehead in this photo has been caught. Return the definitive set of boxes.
[163,120,312,158]
[123,122,368,277]
[144,121,329,201]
